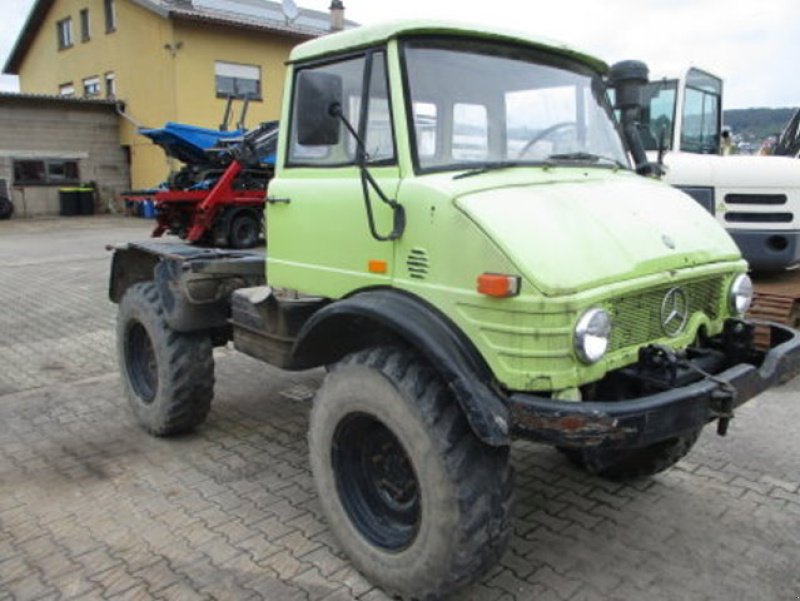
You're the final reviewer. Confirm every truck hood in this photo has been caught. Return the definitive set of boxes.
[656,152,800,189]
[454,174,740,296]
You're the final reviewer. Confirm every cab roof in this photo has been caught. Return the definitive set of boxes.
[288,19,608,73]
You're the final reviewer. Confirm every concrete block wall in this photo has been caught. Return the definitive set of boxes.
[0,99,130,217]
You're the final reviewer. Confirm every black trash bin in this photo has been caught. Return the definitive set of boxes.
[78,187,95,215]
[59,188,80,216]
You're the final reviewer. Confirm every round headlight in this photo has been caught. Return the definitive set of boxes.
[574,308,612,364]
[729,274,753,315]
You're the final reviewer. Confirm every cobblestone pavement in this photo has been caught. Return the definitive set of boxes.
[1,217,799,601]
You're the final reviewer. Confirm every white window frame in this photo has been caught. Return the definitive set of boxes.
[83,76,100,97]
[214,61,262,100]
[59,83,75,97]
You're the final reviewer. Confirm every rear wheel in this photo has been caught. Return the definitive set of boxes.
[117,282,214,436]
[560,429,701,481]
[308,347,513,600]
[227,210,261,249]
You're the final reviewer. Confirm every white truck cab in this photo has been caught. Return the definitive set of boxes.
[640,67,800,271]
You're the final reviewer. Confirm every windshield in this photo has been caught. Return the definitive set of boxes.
[402,38,628,172]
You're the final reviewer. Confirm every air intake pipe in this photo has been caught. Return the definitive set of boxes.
[609,60,655,176]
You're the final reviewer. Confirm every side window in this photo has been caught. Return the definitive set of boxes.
[641,82,677,151]
[13,159,80,185]
[363,56,394,163]
[289,51,395,166]
[681,87,720,154]
[452,103,488,161]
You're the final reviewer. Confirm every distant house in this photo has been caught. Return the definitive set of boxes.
[3,0,351,190]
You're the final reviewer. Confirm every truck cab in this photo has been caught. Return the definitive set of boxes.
[110,21,800,601]
[267,25,756,397]
[639,67,800,271]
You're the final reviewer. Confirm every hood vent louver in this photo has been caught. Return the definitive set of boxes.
[407,248,430,280]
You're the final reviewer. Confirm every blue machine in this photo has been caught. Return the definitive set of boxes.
[138,122,245,165]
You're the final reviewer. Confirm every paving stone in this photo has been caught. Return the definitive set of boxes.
[1,217,800,601]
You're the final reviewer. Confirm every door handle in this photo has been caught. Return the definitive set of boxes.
[267,196,291,205]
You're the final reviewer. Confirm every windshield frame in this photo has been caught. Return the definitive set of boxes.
[398,35,629,176]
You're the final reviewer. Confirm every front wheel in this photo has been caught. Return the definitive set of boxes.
[308,347,513,600]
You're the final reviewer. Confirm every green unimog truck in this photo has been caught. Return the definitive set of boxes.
[108,20,800,600]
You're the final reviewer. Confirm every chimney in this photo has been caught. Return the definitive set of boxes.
[329,0,345,32]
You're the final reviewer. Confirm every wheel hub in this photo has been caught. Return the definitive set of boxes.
[125,321,158,403]
[332,413,420,551]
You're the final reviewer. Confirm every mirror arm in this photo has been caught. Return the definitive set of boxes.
[331,104,405,242]
[657,125,667,167]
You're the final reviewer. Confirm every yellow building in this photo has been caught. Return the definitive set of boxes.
[4,0,348,189]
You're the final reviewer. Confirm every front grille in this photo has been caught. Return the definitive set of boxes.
[725,193,787,205]
[725,212,793,223]
[609,277,724,351]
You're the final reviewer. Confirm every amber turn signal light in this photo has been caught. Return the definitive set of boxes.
[368,260,388,274]
[477,273,521,298]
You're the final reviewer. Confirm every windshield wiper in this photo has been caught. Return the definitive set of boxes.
[546,152,626,169]
[453,160,530,180]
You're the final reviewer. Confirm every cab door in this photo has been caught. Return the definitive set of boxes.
[267,49,400,299]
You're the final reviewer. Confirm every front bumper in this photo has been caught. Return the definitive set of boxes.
[728,229,800,272]
[508,322,800,449]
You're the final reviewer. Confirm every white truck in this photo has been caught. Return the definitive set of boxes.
[638,67,800,272]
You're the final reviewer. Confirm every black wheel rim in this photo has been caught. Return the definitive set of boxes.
[125,321,158,403]
[332,413,421,551]
[230,216,258,248]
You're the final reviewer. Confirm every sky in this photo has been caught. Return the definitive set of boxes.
[1,0,798,110]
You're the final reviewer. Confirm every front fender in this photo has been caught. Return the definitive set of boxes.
[292,289,510,446]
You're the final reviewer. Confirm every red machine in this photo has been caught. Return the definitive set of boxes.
[123,117,278,248]
[124,161,266,248]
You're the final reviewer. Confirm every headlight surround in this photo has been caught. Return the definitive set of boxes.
[729,274,753,315]
[574,308,612,364]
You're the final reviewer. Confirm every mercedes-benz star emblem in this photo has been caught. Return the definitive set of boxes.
[660,287,688,337]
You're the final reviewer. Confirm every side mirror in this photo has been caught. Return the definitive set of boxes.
[295,71,342,146]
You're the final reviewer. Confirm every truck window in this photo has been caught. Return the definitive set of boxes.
[453,103,488,161]
[403,38,626,172]
[681,86,720,154]
[413,102,438,158]
[506,86,578,159]
[641,80,677,151]
[680,68,722,154]
[289,51,395,166]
